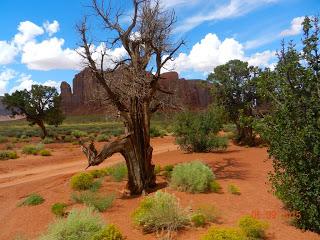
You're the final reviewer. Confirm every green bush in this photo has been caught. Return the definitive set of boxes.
[107,163,127,182]
[170,161,214,193]
[39,149,51,156]
[71,191,115,212]
[162,164,174,178]
[18,193,44,206]
[257,17,320,232]
[39,208,104,240]
[42,137,54,144]
[210,180,222,193]
[150,126,166,138]
[202,227,246,240]
[71,130,87,138]
[91,224,124,240]
[51,203,67,217]
[22,144,44,155]
[70,172,95,190]
[89,179,103,193]
[132,191,189,233]
[96,134,109,142]
[174,107,226,152]
[228,184,241,195]
[191,213,206,227]
[0,150,18,160]
[238,215,268,239]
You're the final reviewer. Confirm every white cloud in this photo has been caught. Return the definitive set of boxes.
[43,20,59,36]
[164,33,276,74]
[280,16,305,37]
[13,21,44,48]
[161,0,200,8]
[0,41,18,65]
[10,73,61,93]
[21,37,82,71]
[0,68,17,95]
[176,0,278,33]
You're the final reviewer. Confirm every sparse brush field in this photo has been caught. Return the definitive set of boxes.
[0,115,318,240]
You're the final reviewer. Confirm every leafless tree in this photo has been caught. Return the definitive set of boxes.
[77,0,184,195]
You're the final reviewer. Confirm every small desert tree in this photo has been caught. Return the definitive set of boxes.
[3,85,64,138]
[258,16,320,232]
[78,0,184,195]
[207,60,260,146]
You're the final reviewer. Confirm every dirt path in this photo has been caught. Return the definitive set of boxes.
[0,136,319,240]
[0,138,177,189]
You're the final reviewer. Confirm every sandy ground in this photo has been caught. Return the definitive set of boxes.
[0,136,319,240]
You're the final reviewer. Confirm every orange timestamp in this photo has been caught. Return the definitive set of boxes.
[250,209,301,220]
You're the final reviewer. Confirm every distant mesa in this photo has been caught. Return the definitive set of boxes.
[60,68,212,115]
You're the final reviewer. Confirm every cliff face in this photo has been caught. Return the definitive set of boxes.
[60,69,212,115]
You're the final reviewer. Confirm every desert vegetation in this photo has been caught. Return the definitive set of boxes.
[0,1,319,240]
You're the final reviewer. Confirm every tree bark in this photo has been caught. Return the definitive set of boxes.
[38,121,47,139]
[82,99,156,195]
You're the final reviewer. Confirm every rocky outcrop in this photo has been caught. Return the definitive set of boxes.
[60,69,212,115]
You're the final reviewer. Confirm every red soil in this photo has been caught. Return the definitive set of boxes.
[0,136,319,240]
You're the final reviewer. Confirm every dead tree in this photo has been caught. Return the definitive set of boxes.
[77,0,184,195]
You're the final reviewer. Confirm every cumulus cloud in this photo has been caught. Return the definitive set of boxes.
[43,20,59,36]
[21,37,82,71]
[0,68,17,95]
[0,41,18,65]
[280,16,305,37]
[13,21,44,48]
[164,33,276,74]
[9,73,61,93]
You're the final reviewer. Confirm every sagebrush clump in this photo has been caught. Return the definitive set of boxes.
[18,193,44,206]
[39,208,104,240]
[70,172,94,190]
[22,144,44,155]
[51,203,68,217]
[170,161,214,193]
[0,150,18,160]
[202,227,247,240]
[132,191,189,233]
[71,191,115,212]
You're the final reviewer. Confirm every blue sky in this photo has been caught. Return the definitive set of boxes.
[0,0,319,95]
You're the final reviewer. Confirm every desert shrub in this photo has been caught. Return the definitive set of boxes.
[210,180,222,193]
[63,135,73,142]
[18,193,44,206]
[107,163,127,182]
[90,169,108,178]
[89,179,103,192]
[202,227,246,240]
[238,215,268,239]
[228,184,241,195]
[256,17,320,232]
[90,224,124,240]
[0,135,8,143]
[42,137,54,144]
[51,203,68,217]
[154,165,161,175]
[39,208,104,240]
[170,161,214,193]
[96,134,109,142]
[39,149,51,156]
[71,130,87,138]
[150,126,166,138]
[162,164,174,178]
[70,172,94,190]
[22,143,44,155]
[0,150,18,160]
[71,191,115,212]
[5,143,15,150]
[191,213,206,227]
[132,191,189,233]
[174,107,226,152]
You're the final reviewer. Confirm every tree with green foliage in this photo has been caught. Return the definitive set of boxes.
[207,60,260,146]
[258,16,320,233]
[3,85,64,138]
